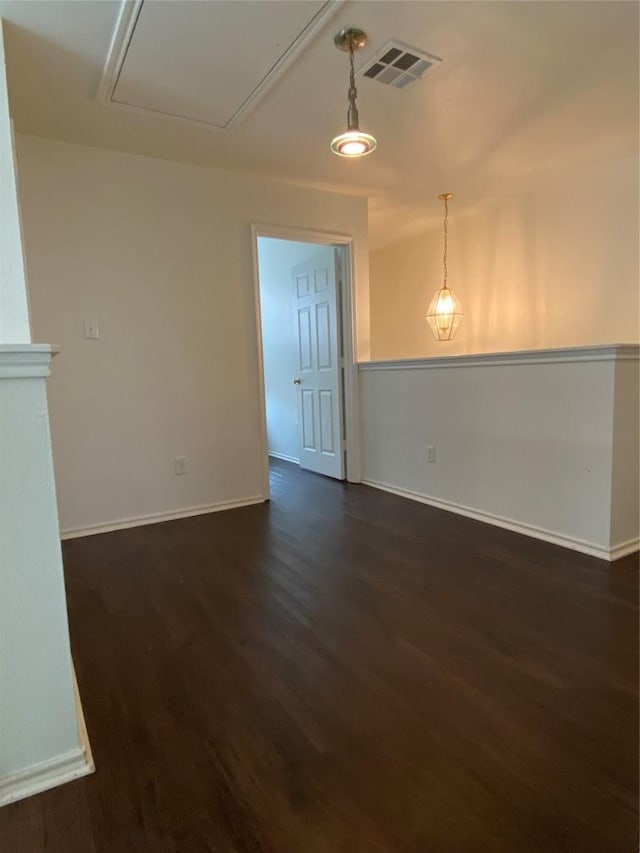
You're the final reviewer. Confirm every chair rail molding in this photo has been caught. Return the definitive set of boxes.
[0,343,59,377]
[359,343,640,371]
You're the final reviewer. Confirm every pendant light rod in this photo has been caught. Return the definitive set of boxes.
[347,40,359,130]
[334,28,367,131]
[439,192,453,288]
[331,28,377,158]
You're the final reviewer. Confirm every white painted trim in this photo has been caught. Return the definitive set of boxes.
[359,344,640,372]
[609,538,640,561]
[250,227,273,501]
[97,0,343,131]
[96,0,143,102]
[250,223,356,247]
[9,117,34,340]
[0,669,93,807]
[72,667,94,781]
[339,239,363,485]
[60,495,265,540]
[0,747,92,807]
[361,478,613,561]
[250,223,362,495]
[269,452,300,464]
[0,343,59,378]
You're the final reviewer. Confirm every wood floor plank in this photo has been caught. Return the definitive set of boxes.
[1,459,637,851]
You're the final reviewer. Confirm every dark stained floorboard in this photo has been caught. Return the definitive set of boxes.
[2,459,638,851]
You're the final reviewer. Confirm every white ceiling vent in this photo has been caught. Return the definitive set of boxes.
[359,41,441,89]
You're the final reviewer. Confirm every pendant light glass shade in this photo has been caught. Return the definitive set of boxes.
[427,192,463,341]
[426,287,463,340]
[330,130,377,157]
[331,29,377,159]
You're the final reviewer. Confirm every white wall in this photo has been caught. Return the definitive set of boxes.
[360,347,638,560]
[366,156,639,560]
[369,158,639,360]
[257,238,334,463]
[611,358,640,549]
[0,350,89,798]
[0,20,30,342]
[16,134,369,535]
[1,19,88,806]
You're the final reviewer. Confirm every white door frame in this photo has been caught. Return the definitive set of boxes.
[250,223,362,499]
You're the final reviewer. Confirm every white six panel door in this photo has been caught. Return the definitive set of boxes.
[292,249,344,479]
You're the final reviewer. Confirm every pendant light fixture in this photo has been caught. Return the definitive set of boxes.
[330,28,377,158]
[426,193,463,341]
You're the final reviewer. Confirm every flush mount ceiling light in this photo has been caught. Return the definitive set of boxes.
[426,193,464,341]
[330,28,377,158]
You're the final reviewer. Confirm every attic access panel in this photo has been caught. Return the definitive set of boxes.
[105,0,335,130]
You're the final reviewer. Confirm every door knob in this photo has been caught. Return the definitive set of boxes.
[293,378,302,385]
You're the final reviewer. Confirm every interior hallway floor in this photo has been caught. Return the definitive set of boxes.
[2,459,638,852]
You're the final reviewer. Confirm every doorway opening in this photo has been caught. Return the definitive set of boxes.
[251,226,360,499]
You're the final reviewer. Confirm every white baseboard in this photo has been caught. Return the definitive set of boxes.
[0,667,94,807]
[0,748,92,808]
[268,452,300,464]
[60,495,266,540]
[72,665,94,780]
[361,479,624,561]
[609,537,640,561]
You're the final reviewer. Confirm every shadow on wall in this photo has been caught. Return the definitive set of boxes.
[369,158,639,360]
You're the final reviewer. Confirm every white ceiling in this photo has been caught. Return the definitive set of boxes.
[1,0,638,249]
[109,1,331,129]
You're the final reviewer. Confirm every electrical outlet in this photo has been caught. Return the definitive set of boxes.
[426,445,437,463]
[83,320,99,340]
[174,456,188,475]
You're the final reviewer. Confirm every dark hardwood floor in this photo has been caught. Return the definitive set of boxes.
[2,459,638,852]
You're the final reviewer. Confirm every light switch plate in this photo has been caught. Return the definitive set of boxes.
[83,320,99,340]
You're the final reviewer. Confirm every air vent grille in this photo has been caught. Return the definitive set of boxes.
[360,41,441,89]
